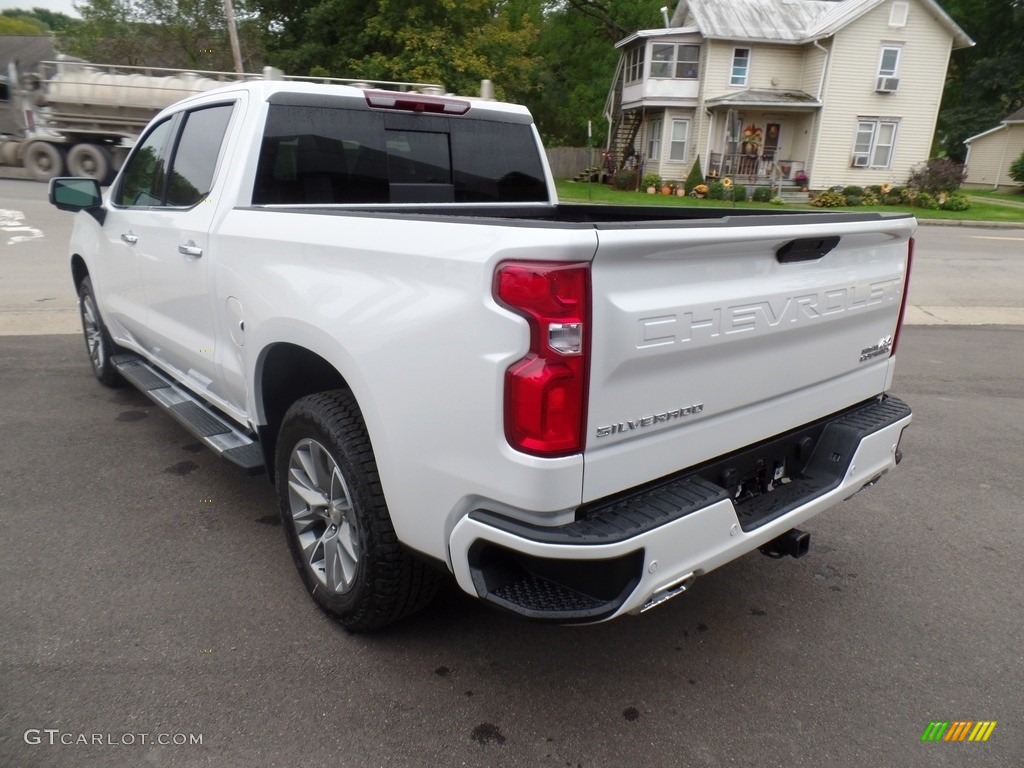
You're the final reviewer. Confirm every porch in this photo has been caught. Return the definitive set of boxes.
[708,153,806,183]
[703,88,820,187]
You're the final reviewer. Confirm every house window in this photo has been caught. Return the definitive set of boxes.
[878,46,901,78]
[669,120,689,161]
[650,43,701,79]
[852,119,898,168]
[676,45,700,78]
[647,118,663,161]
[625,46,643,84]
[876,45,902,92]
[730,48,750,86]
[889,1,909,27]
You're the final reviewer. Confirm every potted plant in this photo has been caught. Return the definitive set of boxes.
[661,181,673,195]
[642,173,661,194]
[794,170,809,191]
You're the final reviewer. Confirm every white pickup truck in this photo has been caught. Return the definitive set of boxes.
[50,79,913,631]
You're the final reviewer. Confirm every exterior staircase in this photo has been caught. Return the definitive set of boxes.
[602,57,642,174]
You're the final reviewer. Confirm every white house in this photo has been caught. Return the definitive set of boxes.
[604,0,973,190]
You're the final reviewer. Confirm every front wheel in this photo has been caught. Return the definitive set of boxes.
[276,390,439,631]
[78,276,124,387]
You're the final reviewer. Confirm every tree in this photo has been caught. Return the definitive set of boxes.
[529,0,664,146]
[58,0,267,71]
[0,10,49,34]
[251,0,540,102]
[1,7,79,33]
[935,0,1024,160]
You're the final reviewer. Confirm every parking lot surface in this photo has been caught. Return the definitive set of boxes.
[1,327,1021,767]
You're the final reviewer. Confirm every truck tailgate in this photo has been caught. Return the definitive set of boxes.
[583,215,914,502]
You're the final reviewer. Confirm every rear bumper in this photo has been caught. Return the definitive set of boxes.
[449,395,911,623]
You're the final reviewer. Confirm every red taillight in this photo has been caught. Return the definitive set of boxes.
[891,236,914,357]
[495,261,590,457]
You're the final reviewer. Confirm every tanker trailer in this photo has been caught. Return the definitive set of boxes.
[1,58,248,183]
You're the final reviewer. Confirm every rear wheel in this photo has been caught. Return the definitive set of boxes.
[78,276,124,387]
[67,143,113,184]
[23,141,66,182]
[276,390,440,631]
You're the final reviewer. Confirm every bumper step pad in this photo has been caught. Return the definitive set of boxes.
[112,353,265,475]
[467,395,910,621]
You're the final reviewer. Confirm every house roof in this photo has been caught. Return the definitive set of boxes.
[615,27,701,49]
[675,0,835,43]
[963,106,1024,144]
[665,0,974,48]
[705,87,822,108]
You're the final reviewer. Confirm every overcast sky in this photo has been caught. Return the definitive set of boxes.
[1,0,81,18]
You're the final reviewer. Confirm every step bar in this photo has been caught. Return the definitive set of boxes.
[112,353,265,475]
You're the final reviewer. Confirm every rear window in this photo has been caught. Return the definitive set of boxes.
[253,104,547,205]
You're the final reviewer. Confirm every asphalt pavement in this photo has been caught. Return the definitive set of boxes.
[1,177,1022,767]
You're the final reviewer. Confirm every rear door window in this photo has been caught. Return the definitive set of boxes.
[165,105,234,207]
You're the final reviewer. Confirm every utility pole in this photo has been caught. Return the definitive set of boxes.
[223,0,244,74]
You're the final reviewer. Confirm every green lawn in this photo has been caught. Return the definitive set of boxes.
[554,179,1024,224]
[964,187,1024,202]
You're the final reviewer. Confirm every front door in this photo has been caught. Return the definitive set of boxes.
[106,100,238,402]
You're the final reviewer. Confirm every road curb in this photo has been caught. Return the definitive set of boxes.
[915,218,1024,229]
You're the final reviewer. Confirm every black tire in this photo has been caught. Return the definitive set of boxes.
[67,143,113,185]
[23,141,66,182]
[78,276,124,387]
[275,390,440,631]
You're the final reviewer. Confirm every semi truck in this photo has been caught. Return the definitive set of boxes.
[1,57,445,183]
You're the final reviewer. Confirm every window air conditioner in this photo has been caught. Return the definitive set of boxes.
[876,76,900,93]
[852,154,870,168]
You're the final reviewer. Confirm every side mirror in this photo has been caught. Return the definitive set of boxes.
[49,177,102,212]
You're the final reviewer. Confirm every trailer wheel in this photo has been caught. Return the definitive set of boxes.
[67,144,112,185]
[22,141,66,182]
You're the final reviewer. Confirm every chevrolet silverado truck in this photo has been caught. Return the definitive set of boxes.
[50,79,913,631]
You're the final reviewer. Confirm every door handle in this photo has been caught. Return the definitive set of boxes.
[178,243,203,258]
[120,233,138,244]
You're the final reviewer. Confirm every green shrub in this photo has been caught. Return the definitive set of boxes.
[769,196,786,205]
[612,169,638,191]
[866,184,883,195]
[883,194,902,205]
[731,183,747,201]
[810,189,847,207]
[641,173,662,189]
[708,181,728,200]
[1009,149,1024,184]
[912,191,940,209]
[842,184,864,198]
[685,158,705,191]
[940,192,971,211]
[859,190,880,205]
[751,186,773,203]
[846,195,863,206]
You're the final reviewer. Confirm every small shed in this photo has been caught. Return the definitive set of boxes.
[963,107,1024,191]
